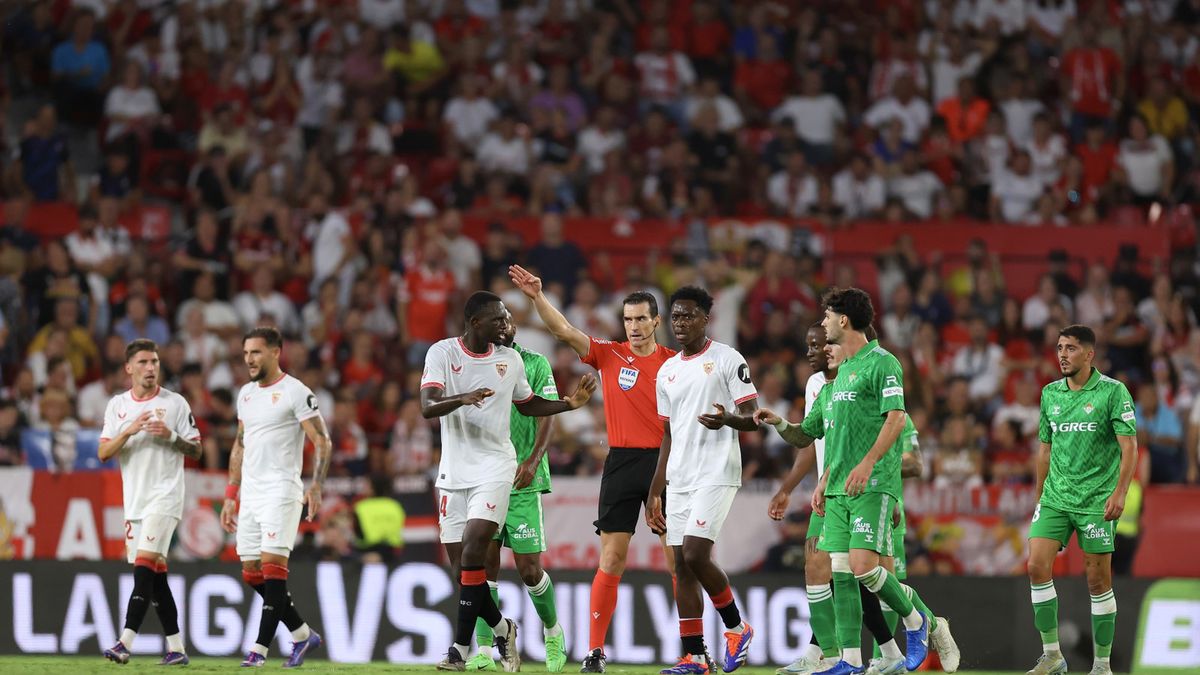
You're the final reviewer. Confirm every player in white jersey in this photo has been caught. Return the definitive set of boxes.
[647,287,761,675]
[422,291,596,672]
[219,327,331,668]
[98,339,202,666]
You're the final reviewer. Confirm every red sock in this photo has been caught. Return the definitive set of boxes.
[589,570,621,651]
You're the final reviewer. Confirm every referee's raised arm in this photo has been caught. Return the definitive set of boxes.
[509,264,591,357]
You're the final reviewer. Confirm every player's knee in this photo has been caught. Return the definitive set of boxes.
[849,557,876,578]
[241,558,262,572]
[681,542,710,569]
[515,559,543,586]
[599,547,628,576]
[1027,558,1053,583]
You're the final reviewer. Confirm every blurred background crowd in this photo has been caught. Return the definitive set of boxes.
[1,0,1199,510]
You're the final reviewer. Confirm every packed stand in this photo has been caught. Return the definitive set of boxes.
[0,0,1197,496]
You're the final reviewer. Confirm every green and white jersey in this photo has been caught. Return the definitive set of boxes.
[510,343,558,495]
[800,339,906,499]
[1038,368,1136,515]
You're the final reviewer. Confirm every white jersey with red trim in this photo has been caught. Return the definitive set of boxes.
[100,386,200,520]
[805,370,828,476]
[237,373,321,503]
[421,337,533,489]
[656,339,758,492]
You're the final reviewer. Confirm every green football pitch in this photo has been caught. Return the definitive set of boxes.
[0,659,1094,675]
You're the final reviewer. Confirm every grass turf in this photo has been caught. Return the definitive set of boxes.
[0,658,1075,675]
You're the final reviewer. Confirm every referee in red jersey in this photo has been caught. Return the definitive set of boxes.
[510,265,676,673]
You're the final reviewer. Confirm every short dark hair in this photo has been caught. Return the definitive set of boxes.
[668,286,714,315]
[244,326,283,348]
[1059,324,1096,346]
[464,291,503,322]
[823,287,875,330]
[125,339,158,362]
[623,291,659,318]
[864,325,878,341]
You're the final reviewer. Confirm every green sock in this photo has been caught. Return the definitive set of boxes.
[527,571,558,629]
[1091,590,1116,660]
[874,607,899,659]
[474,582,501,656]
[902,584,938,632]
[856,566,916,626]
[832,571,862,653]
[807,584,839,658]
[1031,581,1060,652]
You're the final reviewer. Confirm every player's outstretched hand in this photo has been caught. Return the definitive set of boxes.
[305,484,322,522]
[566,373,598,409]
[461,388,494,407]
[509,264,543,299]
[1103,490,1125,521]
[768,490,790,521]
[514,458,537,490]
[753,408,781,426]
[844,459,874,496]
[698,403,729,429]
[220,498,238,533]
[645,494,666,532]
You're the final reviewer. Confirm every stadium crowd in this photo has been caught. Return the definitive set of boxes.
[0,0,1199,498]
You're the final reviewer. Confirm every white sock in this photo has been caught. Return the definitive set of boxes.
[726,621,747,635]
[251,644,268,657]
[1095,657,1109,665]
[802,643,824,661]
[1044,642,1060,654]
[902,609,923,631]
[165,633,184,653]
[453,642,472,658]
[880,639,902,659]
[478,644,493,658]
[842,648,863,667]
[119,629,137,649]
[291,623,311,642]
[488,616,508,632]
[544,623,563,638]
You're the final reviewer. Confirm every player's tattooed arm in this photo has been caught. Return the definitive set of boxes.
[170,433,204,460]
[420,385,495,418]
[301,414,333,522]
[514,373,597,416]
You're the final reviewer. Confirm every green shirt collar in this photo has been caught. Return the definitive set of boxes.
[1059,367,1102,391]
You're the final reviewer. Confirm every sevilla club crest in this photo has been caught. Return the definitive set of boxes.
[703,361,715,375]
[154,408,166,420]
[271,392,282,405]
[496,363,508,377]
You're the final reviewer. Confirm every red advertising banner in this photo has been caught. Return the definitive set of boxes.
[0,467,125,560]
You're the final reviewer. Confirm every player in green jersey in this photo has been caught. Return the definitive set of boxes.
[756,290,934,675]
[1027,325,1137,675]
[470,319,567,673]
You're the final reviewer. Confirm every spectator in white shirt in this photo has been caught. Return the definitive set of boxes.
[634,26,696,124]
[336,96,393,157]
[931,31,983,106]
[991,150,1046,223]
[296,53,345,145]
[766,151,819,217]
[832,153,887,219]
[306,192,360,306]
[1027,0,1077,52]
[103,61,161,144]
[439,209,482,290]
[477,112,535,176]
[974,0,1027,35]
[993,374,1041,437]
[77,363,126,429]
[1023,273,1075,331]
[864,75,932,144]
[686,77,744,133]
[577,106,626,175]
[234,267,301,336]
[1024,112,1067,187]
[1115,113,1175,203]
[867,34,929,102]
[998,77,1045,146]
[442,73,500,148]
[888,149,943,219]
[1075,263,1115,328]
[952,315,1006,403]
[771,69,845,167]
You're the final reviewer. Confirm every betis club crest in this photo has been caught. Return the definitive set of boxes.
[496,363,508,377]
[1084,403,1094,415]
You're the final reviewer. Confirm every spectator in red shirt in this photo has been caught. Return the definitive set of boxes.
[936,76,990,145]
[745,250,814,335]
[687,0,731,77]
[635,0,688,53]
[734,36,793,119]
[106,0,153,57]
[202,59,249,123]
[433,0,487,60]
[399,240,456,367]
[1061,18,1124,142]
[1074,120,1119,202]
